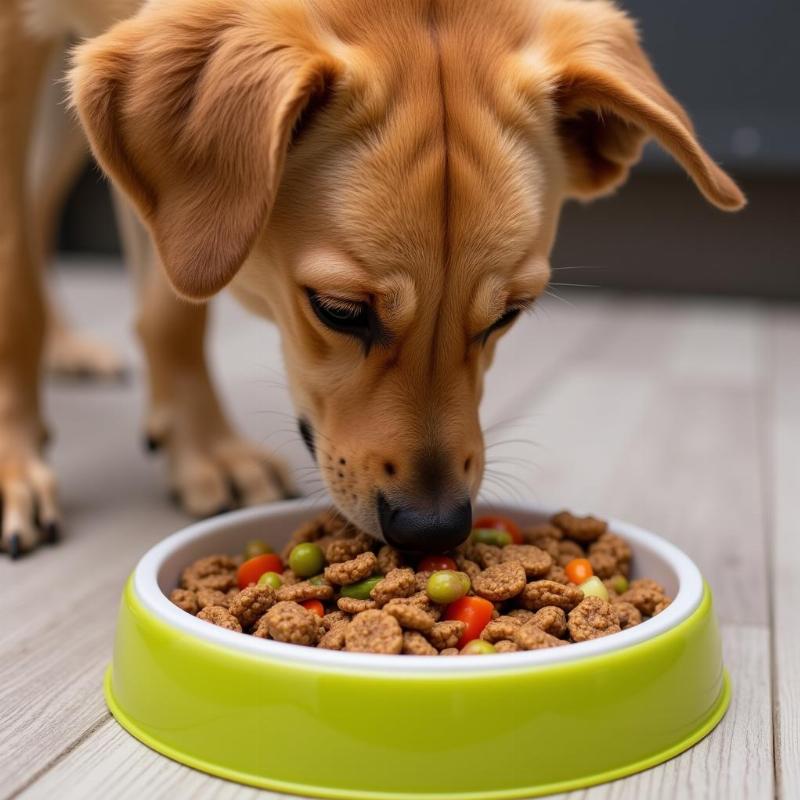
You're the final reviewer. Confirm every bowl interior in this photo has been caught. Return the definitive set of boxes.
[133,499,703,673]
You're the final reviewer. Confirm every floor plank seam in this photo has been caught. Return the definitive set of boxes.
[5,714,113,800]
[760,315,781,800]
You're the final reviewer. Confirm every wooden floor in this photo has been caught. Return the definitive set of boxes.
[2,265,797,799]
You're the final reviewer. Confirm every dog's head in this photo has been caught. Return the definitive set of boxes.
[71,0,743,550]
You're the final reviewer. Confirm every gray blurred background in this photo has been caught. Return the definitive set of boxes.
[57,0,798,299]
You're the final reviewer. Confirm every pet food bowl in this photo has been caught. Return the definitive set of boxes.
[105,499,729,799]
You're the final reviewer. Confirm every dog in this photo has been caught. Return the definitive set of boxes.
[0,0,744,558]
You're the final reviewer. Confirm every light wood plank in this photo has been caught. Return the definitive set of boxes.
[767,309,800,798]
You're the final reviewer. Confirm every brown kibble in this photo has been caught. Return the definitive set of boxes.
[514,624,566,651]
[545,565,570,585]
[324,531,375,563]
[324,551,378,585]
[524,522,564,542]
[568,597,621,642]
[345,610,403,654]
[170,588,198,615]
[259,601,321,645]
[277,581,335,602]
[371,568,416,606]
[337,596,377,613]
[618,579,668,616]
[196,605,242,632]
[427,620,466,650]
[196,587,232,609]
[440,647,460,656]
[614,600,642,629]
[384,600,436,632]
[455,556,482,581]
[556,540,585,567]
[501,544,553,577]
[322,610,350,631]
[472,543,504,568]
[318,624,348,650]
[228,585,276,629]
[494,640,520,653]
[520,580,584,611]
[402,631,438,655]
[473,561,527,602]
[589,533,632,577]
[530,606,568,638]
[653,597,671,615]
[480,616,523,643]
[551,511,608,543]
[377,544,404,574]
[588,549,619,579]
[507,608,536,622]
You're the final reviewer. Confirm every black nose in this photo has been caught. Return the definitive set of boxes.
[377,493,472,552]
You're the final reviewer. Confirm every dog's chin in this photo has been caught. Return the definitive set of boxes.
[327,489,385,541]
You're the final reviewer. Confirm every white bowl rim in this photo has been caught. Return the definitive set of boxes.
[132,498,704,676]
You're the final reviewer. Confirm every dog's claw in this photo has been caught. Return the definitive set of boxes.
[44,522,60,545]
[145,435,162,453]
[8,534,21,560]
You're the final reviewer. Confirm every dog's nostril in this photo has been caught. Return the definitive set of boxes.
[383,461,396,477]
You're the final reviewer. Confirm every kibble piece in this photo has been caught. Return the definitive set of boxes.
[514,624,566,651]
[589,533,632,577]
[472,543,504,569]
[530,606,568,638]
[370,568,416,606]
[228,585,276,629]
[480,616,523,643]
[276,581,335,603]
[377,544,404,573]
[324,551,378,585]
[588,549,619,579]
[324,531,375,563]
[551,511,608,543]
[197,605,242,632]
[337,596,377,613]
[318,624,348,650]
[494,640,520,653]
[455,556,482,581]
[525,522,564,542]
[345,610,403,654]
[545,565,570,585]
[402,631,438,656]
[500,544,553,577]
[322,610,349,631]
[260,601,321,645]
[520,580,584,611]
[472,562,527,602]
[557,540,585,567]
[427,620,466,651]
[507,608,536,622]
[170,588,198,615]
[613,600,642,629]
[440,647,460,656]
[384,600,435,632]
[568,597,622,642]
[196,587,232,609]
[618,579,668,616]
[653,598,671,615]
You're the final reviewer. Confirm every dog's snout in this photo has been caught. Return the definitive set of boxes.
[377,492,472,552]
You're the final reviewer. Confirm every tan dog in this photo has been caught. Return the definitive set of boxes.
[0,0,743,557]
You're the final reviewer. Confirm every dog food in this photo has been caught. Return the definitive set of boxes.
[170,509,673,655]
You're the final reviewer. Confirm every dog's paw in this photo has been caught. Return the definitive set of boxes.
[45,327,128,382]
[0,449,60,559]
[164,435,296,517]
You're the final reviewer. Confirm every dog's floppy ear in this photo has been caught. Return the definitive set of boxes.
[539,0,744,210]
[70,0,340,299]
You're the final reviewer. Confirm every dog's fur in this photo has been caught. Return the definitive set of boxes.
[0,0,743,554]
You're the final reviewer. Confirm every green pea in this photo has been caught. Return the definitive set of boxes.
[289,542,325,578]
[471,528,513,547]
[460,639,496,655]
[427,570,470,605]
[611,575,629,594]
[340,575,383,600]
[579,576,609,601]
[308,574,330,587]
[257,571,283,590]
[243,539,273,560]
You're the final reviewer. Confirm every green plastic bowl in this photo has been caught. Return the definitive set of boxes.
[106,500,729,799]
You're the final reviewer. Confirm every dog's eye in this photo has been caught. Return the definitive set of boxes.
[478,307,522,344]
[307,291,371,337]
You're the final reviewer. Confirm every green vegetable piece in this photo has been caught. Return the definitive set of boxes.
[289,542,325,578]
[243,539,273,560]
[427,570,470,605]
[460,639,496,655]
[340,575,383,600]
[257,571,283,590]
[471,528,512,547]
[611,575,629,594]
[579,576,609,601]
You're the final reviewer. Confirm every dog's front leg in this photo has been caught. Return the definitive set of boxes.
[135,257,294,516]
[0,9,59,557]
